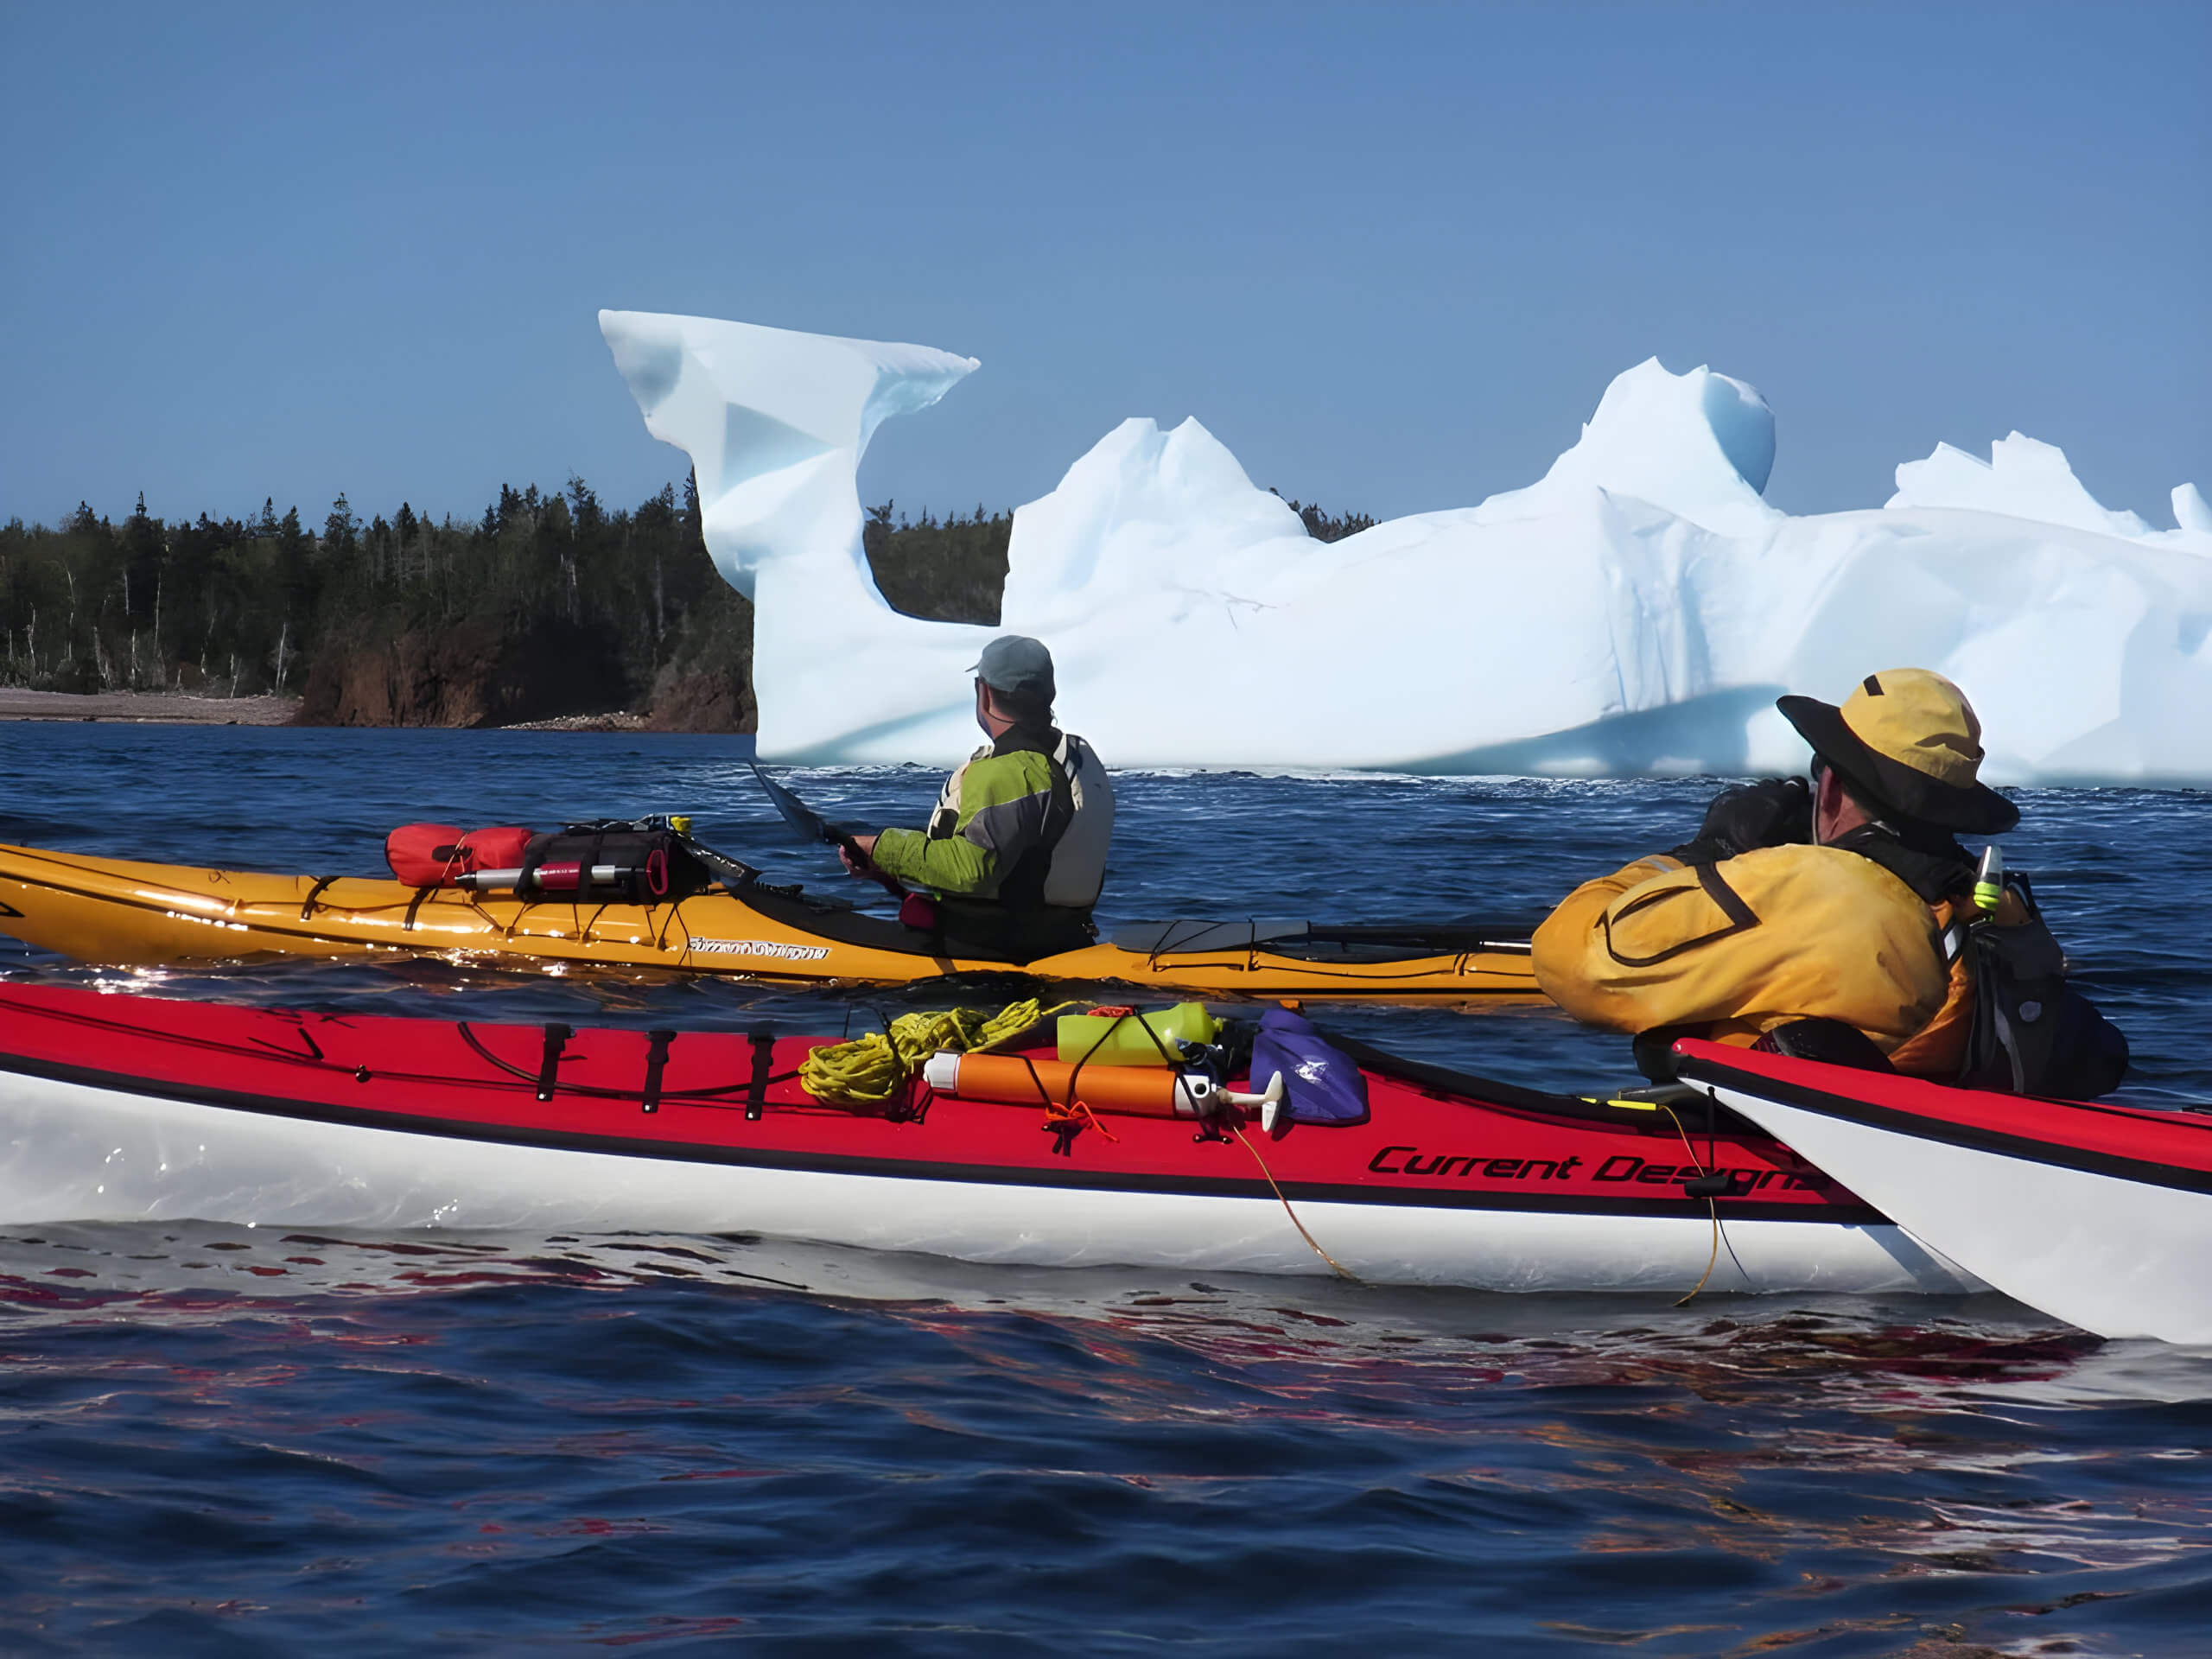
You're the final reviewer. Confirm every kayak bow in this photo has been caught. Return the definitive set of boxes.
[1679,1040,2212,1344]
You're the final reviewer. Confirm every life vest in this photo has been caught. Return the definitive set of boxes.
[925,728,1114,913]
[1886,879,2127,1097]
[1884,894,1983,1077]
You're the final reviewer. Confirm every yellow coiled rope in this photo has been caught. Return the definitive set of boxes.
[799,998,1077,1104]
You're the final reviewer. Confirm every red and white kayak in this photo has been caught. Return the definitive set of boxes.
[0,983,1974,1295]
[1678,1041,2212,1344]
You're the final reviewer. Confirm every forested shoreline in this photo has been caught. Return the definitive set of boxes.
[0,484,1371,730]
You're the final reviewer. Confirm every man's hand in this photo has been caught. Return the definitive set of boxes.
[838,833,881,879]
[1668,777,1812,864]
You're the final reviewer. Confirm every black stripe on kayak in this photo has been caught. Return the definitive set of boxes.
[1316,1027,1778,1140]
[1320,1028,1658,1126]
[0,1047,1881,1224]
[1679,1054,2212,1198]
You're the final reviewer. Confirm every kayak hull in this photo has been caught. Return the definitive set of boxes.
[0,985,1974,1295]
[0,842,1538,1006]
[0,1071,1973,1290]
[1680,1043,2212,1344]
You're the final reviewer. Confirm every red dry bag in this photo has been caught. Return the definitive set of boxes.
[385,823,535,887]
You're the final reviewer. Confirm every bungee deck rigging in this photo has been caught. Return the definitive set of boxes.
[0,839,1541,1006]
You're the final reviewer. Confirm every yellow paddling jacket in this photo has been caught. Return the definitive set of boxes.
[1532,845,1955,1059]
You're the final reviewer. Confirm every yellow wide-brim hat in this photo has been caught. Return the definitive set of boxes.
[1777,669,2018,834]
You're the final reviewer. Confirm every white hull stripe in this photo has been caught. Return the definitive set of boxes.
[0,1070,1982,1294]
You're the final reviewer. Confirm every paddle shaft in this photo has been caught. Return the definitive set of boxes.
[833,830,906,898]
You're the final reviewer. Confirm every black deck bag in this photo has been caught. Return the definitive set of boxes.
[518,822,715,906]
[1960,878,2129,1100]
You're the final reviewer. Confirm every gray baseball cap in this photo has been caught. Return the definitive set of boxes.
[970,635,1055,702]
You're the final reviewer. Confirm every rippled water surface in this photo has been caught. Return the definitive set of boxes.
[0,725,2206,1654]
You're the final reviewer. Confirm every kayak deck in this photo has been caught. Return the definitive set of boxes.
[0,841,1541,1005]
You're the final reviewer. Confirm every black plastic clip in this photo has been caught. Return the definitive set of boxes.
[745,1027,775,1122]
[1681,1170,1747,1199]
[251,1018,324,1065]
[536,1023,573,1102]
[300,874,340,921]
[641,1029,676,1115]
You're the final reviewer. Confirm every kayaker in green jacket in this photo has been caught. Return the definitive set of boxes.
[841,636,1115,961]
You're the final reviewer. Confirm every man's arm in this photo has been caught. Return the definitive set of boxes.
[1535,845,1950,1046]
[871,752,1054,897]
[1532,856,1708,1031]
[1535,779,1815,1031]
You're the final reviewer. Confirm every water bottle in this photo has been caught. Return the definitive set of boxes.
[1973,844,2005,913]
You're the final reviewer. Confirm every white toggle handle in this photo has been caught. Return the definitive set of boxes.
[1220,1071,1287,1132]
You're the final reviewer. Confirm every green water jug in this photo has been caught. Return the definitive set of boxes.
[1056,1002,1219,1067]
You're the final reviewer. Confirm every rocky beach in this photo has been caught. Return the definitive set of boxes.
[0,689,300,725]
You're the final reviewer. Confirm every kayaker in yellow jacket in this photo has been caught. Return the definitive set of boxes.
[1534,669,2024,1071]
[841,635,1115,962]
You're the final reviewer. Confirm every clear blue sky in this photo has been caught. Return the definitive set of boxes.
[3,2,2205,533]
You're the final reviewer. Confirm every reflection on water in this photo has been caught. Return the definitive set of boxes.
[3,1223,2208,1651]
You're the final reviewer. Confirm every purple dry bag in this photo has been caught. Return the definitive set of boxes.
[1249,1007,1369,1126]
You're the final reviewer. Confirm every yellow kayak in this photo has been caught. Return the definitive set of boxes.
[0,841,1541,1007]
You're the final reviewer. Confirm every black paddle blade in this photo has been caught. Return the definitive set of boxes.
[747,761,833,845]
[746,761,907,899]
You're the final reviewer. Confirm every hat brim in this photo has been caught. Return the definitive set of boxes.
[1777,695,2019,834]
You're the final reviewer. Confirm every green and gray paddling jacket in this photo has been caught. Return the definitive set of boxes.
[872,725,1114,915]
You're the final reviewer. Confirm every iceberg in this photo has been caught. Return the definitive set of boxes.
[600,310,2212,783]
[600,311,990,753]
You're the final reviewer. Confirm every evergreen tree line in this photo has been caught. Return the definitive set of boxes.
[1277,497,1378,542]
[863,500,1014,623]
[0,480,752,725]
[0,493,319,697]
[0,480,1372,726]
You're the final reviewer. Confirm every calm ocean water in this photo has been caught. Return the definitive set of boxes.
[0,723,2206,1655]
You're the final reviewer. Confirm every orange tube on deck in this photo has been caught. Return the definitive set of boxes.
[924,1052,1198,1117]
